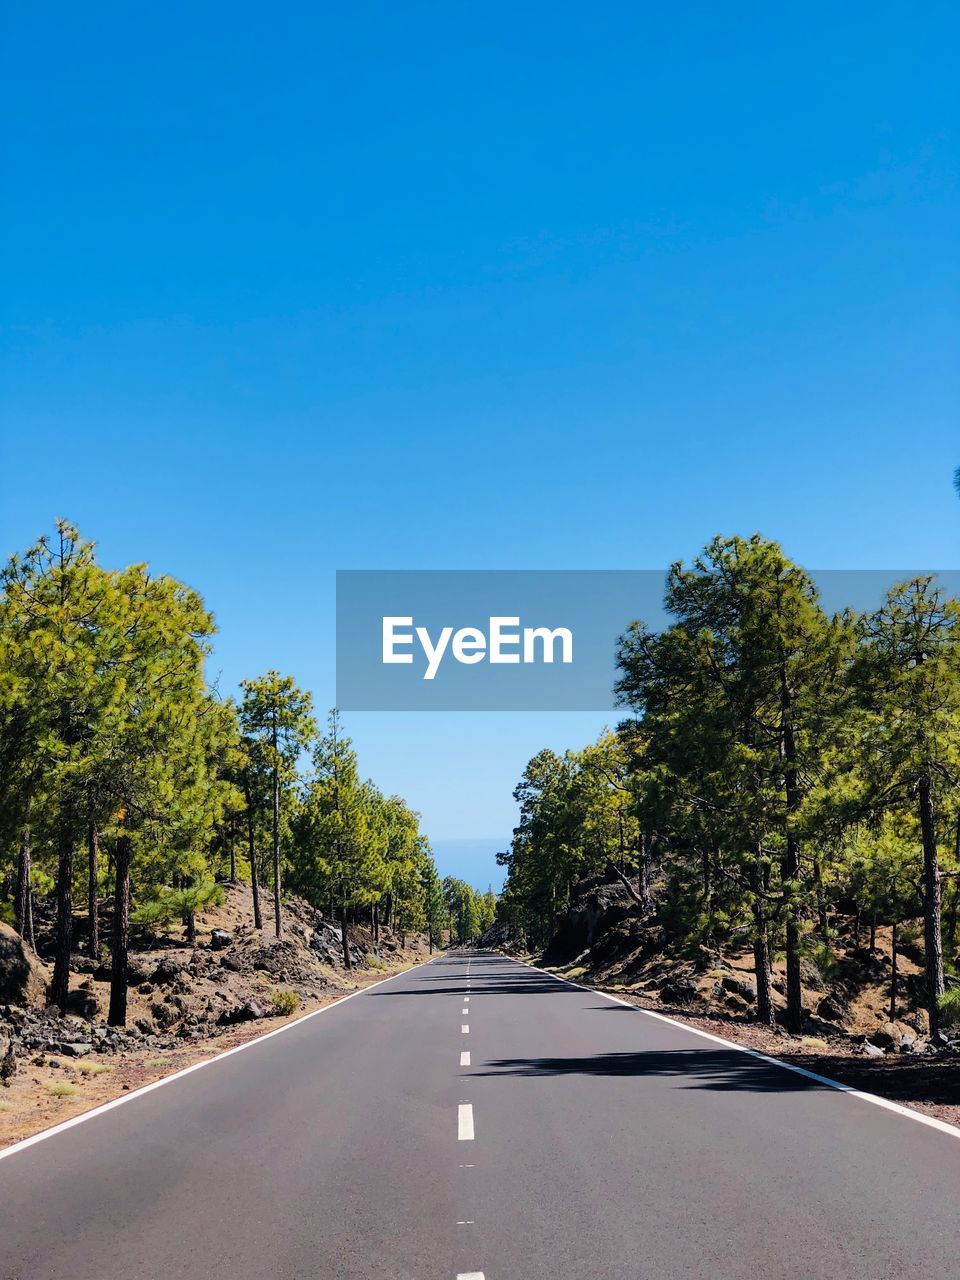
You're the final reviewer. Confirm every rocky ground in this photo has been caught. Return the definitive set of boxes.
[496,875,960,1128]
[0,885,431,1148]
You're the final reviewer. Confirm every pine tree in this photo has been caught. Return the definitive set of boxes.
[850,578,960,1039]
[0,524,113,1010]
[239,672,315,939]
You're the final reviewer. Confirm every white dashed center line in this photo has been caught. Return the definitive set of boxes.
[455,964,482,1280]
[458,1103,475,1141]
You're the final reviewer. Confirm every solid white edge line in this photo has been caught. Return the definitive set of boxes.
[496,951,960,1143]
[0,955,439,1163]
[458,1102,475,1140]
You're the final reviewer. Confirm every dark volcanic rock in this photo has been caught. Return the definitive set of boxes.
[542,875,639,965]
[816,992,850,1025]
[872,1022,902,1050]
[150,958,186,986]
[859,1039,885,1058]
[721,974,757,1003]
[59,1041,92,1058]
[659,975,699,1005]
[66,982,100,1019]
[218,999,265,1025]
[0,923,48,1008]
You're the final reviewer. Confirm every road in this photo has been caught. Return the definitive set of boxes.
[1,951,958,1279]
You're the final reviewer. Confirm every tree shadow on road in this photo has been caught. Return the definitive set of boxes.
[372,977,583,996]
[373,968,583,997]
[473,1048,826,1092]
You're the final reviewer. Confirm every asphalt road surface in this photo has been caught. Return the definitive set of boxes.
[1,951,958,1280]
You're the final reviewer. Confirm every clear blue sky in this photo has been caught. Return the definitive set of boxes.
[1,3,957,888]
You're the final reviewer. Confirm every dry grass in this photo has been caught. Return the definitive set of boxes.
[45,1082,79,1098]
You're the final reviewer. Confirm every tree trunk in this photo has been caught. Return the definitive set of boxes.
[606,860,646,910]
[51,814,74,1012]
[782,883,802,1028]
[780,787,803,1028]
[271,754,282,940]
[778,664,804,1033]
[947,817,960,949]
[869,911,876,953]
[185,910,196,945]
[373,901,380,943]
[228,820,237,883]
[947,880,960,951]
[702,843,715,931]
[889,919,898,1020]
[813,855,828,932]
[244,777,263,931]
[753,907,775,1029]
[15,832,35,949]
[340,897,352,969]
[751,841,775,1029]
[108,835,133,1026]
[918,771,945,1039]
[87,823,100,961]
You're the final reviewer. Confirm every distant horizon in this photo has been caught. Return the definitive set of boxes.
[427,836,510,893]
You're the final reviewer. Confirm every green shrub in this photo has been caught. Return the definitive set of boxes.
[132,881,225,933]
[937,985,960,1028]
[45,1082,79,1098]
[364,954,388,971]
[270,989,300,1016]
